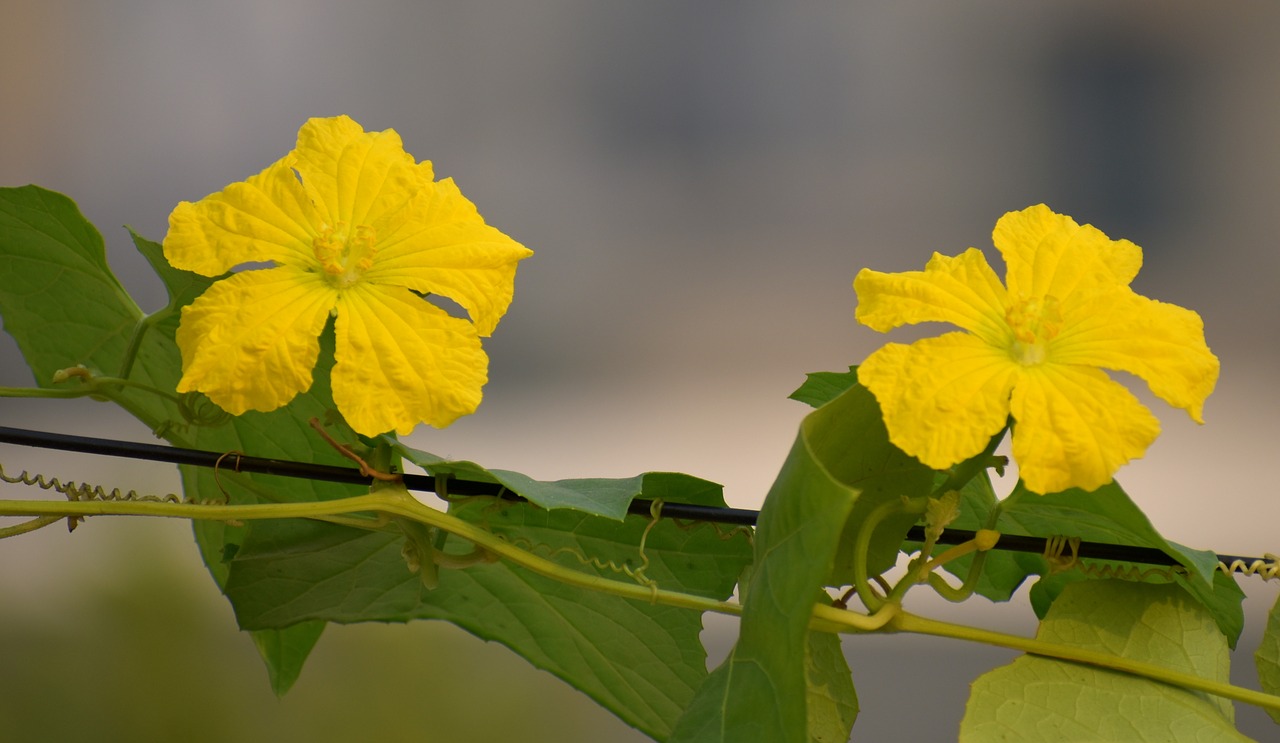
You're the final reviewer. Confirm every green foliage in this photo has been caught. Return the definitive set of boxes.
[804,630,858,742]
[224,496,752,739]
[0,186,363,691]
[0,186,142,393]
[961,580,1250,741]
[250,620,326,696]
[1255,592,1280,724]
[2,190,1274,741]
[0,185,758,728]
[1001,482,1219,585]
[998,481,1244,647]
[672,381,926,742]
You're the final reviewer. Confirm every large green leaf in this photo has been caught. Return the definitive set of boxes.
[1253,591,1280,725]
[224,486,753,740]
[961,580,1250,741]
[671,381,931,743]
[0,187,144,400]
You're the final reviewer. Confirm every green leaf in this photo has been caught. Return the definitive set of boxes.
[250,620,325,696]
[394,441,721,520]
[180,460,346,692]
[0,186,140,382]
[128,227,223,324]
[224,489,752,740]
[1253,591,1280,724]
[805,631,857,742]
[672,381,933,743]
[961,580,1251,742]
[1029,566,1245,654]
[664,652,734,742]
[1002,482,1219,585]
[788,366,859,409]
[996,481,1243,647]
[0,189,358,690]
[667,629,857,743]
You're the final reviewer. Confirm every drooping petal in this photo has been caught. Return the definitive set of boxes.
[854,248,1009,344]
[291,115,423,229]
[1052,288,1219,423]
[365,177,533,336]
[332,283,488,436]
[175,268,336,414]
[1009,365,1161,494]
[858,333,1019,470]
[164,155,320,276]
[993,205,1143,302]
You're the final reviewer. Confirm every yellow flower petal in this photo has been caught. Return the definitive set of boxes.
[166,115,531,434]
[1053,289,1219,423]
[854,248,1008,344]
[366,177,533,335]
[332,283,488,436]
[175,268,336,413]
[858,333,1019,469]
[853,205,1215,493]
[1009,365,1161,494]
[164,155,320,276]
[993,204,1143,301]
[292,116,423,228]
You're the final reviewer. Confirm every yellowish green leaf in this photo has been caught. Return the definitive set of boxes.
[961,580,1250,742]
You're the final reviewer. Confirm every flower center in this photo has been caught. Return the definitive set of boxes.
[313,221,378,288]
[1005,295,1062,366]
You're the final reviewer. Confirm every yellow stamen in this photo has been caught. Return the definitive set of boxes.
[313,221,378,288]
[1005,295,1062,366]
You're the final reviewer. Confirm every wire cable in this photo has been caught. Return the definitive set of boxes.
[0,425,1268,573]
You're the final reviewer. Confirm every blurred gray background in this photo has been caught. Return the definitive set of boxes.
[2,2,1279,740]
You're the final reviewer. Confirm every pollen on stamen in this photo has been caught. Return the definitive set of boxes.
[351,225,378,273]
[1005,295,1063,366]
[312,221,381,286]
[312,222,347,275]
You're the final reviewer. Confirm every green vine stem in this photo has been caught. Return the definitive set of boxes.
[884,609,1280,716]
[921,529,1001,603]
[0,489,749,616]
[116,313,158,381]
[0,386,99,399]
[5,490,1278,712]
[0,515,63,539]
[0,377,181,405]
[850,496,928,612]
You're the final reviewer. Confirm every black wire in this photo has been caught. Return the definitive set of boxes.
[0,425,1264,570]
[0,425,758,521]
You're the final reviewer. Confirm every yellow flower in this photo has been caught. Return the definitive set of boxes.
[163,115,533,436]
[853,204,1218,494]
